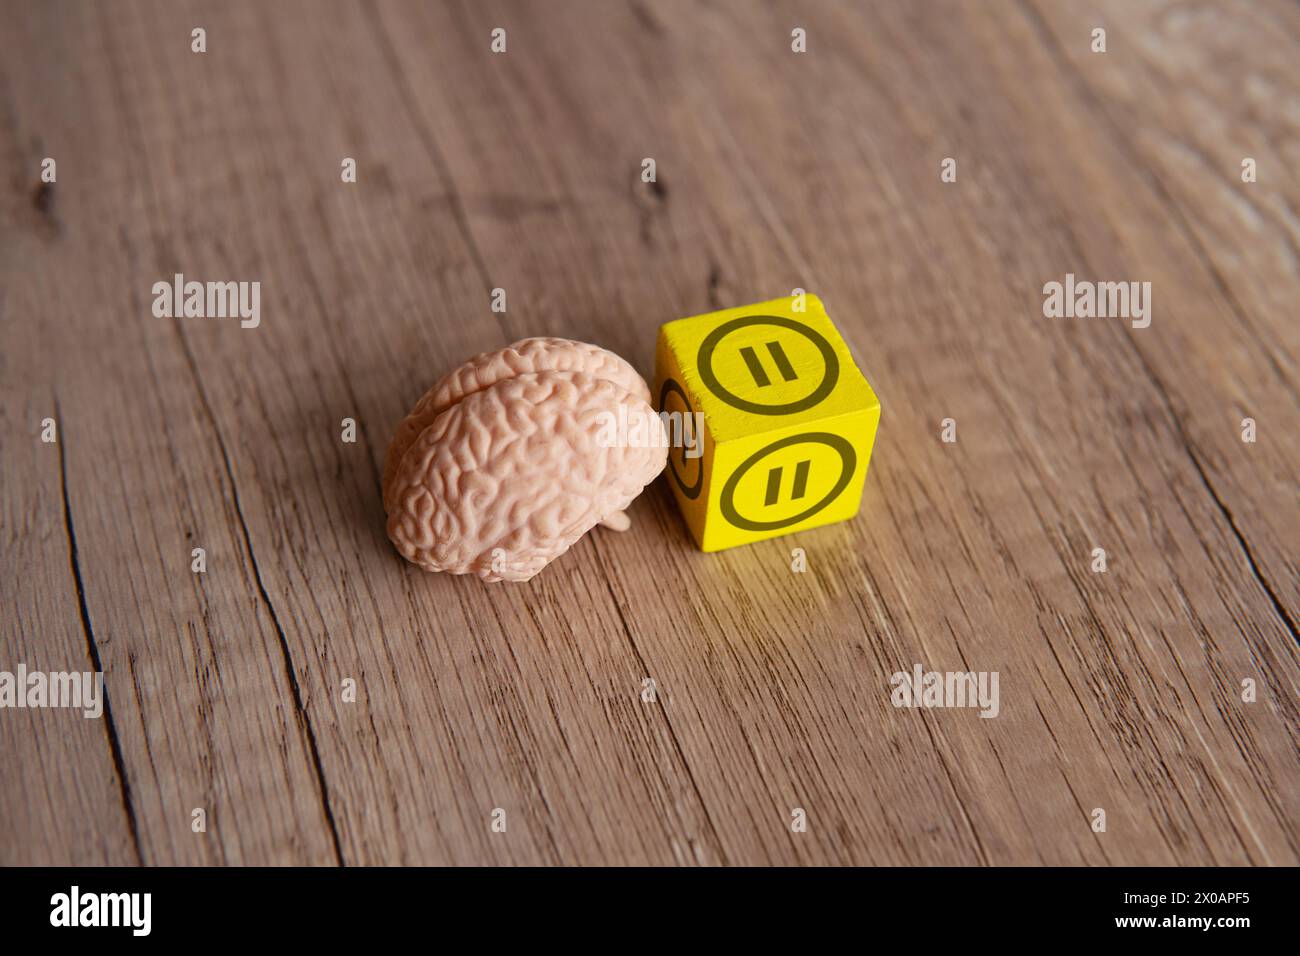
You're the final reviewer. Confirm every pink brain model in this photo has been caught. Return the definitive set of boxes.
[383,338,668,582]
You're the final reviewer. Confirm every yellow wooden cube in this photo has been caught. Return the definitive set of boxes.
[653,294,881,552]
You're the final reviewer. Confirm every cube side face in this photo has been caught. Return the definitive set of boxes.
[660,293,878,444]
[700,405,881,552]
[654,329,716,548]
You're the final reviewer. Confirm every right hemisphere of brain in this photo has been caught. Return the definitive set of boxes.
[386,370,666,581]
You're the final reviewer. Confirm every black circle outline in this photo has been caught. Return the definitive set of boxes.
[659,376,703,499]
[697,315,839,415]
[720,432,857,531]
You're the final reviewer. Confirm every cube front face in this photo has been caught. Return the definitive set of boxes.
[654,294,881,551]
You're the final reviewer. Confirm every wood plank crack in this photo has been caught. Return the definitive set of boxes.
[1015,0,1298,646]
[164,325,347,866]
[55,392,144,865]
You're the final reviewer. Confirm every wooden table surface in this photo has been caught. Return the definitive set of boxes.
[3,0,1297,866]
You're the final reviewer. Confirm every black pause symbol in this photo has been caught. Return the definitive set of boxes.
[739,341,799,387]
[764,460,812,506]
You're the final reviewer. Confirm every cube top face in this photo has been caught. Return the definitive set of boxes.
[654,294,881,552]
[657,294,878,443]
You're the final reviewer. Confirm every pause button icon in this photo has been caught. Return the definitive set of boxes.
[764,460,812,506]
[739,341,799,387]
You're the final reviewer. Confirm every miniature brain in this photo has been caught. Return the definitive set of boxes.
[383,338,667,582]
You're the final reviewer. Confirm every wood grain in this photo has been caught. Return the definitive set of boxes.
[1,0,1296,866]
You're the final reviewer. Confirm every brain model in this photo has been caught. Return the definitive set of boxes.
[383,338,668,582]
